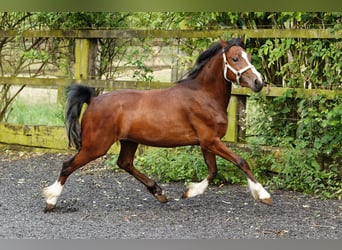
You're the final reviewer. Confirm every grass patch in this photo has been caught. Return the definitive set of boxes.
[6,100,64,126]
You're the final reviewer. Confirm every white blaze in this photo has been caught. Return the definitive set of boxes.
[241,51,263,83]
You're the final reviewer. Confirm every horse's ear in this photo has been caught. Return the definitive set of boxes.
[219,38,228,48]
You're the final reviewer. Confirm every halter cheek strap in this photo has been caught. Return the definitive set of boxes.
[222,48,255,88]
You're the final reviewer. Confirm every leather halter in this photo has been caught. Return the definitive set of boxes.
[222,48,255,88]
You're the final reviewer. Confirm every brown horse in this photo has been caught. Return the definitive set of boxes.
[43,38,272,211]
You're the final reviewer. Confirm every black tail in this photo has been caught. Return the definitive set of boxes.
[65,84,96,150]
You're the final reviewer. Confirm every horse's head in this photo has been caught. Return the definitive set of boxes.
[221,39,264,92]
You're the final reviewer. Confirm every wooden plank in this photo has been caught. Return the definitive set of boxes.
[0,123,121,153]
[0,77,68,87]
[0,77,175,90]
[231,87,342,99]
[0,29,341,39]
[0,123,68,150]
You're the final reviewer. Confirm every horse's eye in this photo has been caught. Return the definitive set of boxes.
[232,57,238,62]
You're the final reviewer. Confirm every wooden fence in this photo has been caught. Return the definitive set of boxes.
[0,29,341,152]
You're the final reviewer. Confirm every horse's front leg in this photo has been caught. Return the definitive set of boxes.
[202,138,272,205]
[182,148,217,198]
[117,140,168,203]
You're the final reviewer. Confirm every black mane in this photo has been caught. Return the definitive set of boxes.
[177,38,245,83]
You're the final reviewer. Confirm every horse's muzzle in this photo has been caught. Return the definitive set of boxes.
[249,77,264,93]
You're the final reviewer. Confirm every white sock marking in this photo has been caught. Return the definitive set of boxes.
[186,178,209,198]
[247,178,271,201]
[43,180,64,206]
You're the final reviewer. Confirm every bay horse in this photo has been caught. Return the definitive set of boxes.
[43,38,272,211]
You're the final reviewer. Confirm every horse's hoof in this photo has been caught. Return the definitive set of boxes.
[155,193,168,203]
[44,203,56,212]
[260,197,273,206]
[181,190,189,199]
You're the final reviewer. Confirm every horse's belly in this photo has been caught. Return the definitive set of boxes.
[124,124,199,147]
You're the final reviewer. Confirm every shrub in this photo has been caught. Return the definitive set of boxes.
[248,92,342,199]
[106,146,248,186]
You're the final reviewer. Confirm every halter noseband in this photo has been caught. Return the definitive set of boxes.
[222,48,255,88]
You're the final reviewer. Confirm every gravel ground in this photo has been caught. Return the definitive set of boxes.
[0,151,341,239]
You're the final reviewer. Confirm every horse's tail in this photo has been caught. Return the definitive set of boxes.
[65,84,96,150]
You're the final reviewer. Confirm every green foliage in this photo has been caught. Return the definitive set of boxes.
[125,48,155,82]
[248,92,342,199]
[248,90,299,146]
[33,12,130,29]
[256,142,342,200]
[256,37,342,88]
[146,12,342,90]
[106,146,247,186]
[135,147,207,184]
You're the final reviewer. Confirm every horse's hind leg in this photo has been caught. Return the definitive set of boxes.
[43,150,103,211]
[117,140,168,203]
[183,148,217,198]
[43,132,113,211]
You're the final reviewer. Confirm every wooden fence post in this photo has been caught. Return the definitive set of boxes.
[224,95,238,142]
[58,38,97,104]
[74,38,91,80]
[75,38,97,80]
[223,95,247,143]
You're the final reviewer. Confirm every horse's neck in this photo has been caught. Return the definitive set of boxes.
[196,58,232,110]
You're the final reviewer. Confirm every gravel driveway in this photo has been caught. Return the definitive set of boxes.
[0,151,341,239]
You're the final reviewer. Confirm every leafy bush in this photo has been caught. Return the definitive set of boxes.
[248,92,342,199]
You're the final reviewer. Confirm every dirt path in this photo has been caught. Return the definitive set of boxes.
[0,151,341,239]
